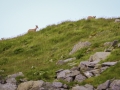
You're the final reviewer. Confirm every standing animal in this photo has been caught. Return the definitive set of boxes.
[115,19,120,22]
[87,16,96,20]
[28,25,38,33]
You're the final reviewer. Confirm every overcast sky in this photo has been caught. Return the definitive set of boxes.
[0,0,120,39]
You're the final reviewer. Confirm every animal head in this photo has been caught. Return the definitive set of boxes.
[35,25,38,29]
[93,16,96,18]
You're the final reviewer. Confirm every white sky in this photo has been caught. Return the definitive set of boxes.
[0,0,120,39]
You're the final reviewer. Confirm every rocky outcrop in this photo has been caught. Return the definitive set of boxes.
[0,72,24,90]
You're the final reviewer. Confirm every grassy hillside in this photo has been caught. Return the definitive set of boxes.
[0,17,120,87]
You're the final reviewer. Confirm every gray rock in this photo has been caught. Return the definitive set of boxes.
[84,84,94,90]
[90,69,101,76]
[69,41,91,55]
[79,61,90,71]
[6,78,16,85]
[102,62,117,66]
[84,71,94,78]
[0,83,17,90]
[97,80,110,90]
[70,70,80,77]
[72,84,94,90]
[89,52,110,62]
[65,77,73,82]
[63,84,68,89]
[70,66,80,71]
[52,82,63,88]
[74,74,86,82]
[100,66,109,72]
[72,85,87,90]
[110,80,120,90]
[57,69,71,79]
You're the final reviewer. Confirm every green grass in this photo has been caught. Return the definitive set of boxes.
[0,17,120,87]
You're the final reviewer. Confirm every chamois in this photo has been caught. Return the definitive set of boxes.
[28,25,38,33]
[87,16,96,20]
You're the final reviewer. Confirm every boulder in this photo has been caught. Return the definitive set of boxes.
[74,74,86,82]
[97,80,110,90]
[52,82,63,88]
[69,41,91,55]
[0,83,17,90]
[57,69,71,79]
[110,80,120,90]
[89,52,110,62]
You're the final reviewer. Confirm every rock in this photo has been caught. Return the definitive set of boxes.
[56,69,64,73]
[79,61,90,71]
[90,69,101,76]
[63,84,68,89]
[72,85,87,90]
[84,84,94,90]
[65,77,73,82]
[0,83,17,90]
[102,62,117,66]
[72,84,94,90]
[97,80,110,90]
[52,82,63,88]
[41,82,52,90]
[100,66,109,72]
[110,80,120,90]
[69,41,91,55]
[6,78,16,85]
[74,74,86,82]
[89,52,110,62]
[17,80,44,90]
[70,66,80,71]
[70,70,80,77]
[84,71,94,78]
[57,69,71,79]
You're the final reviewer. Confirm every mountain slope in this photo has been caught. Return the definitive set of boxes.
[0,17,120,87]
